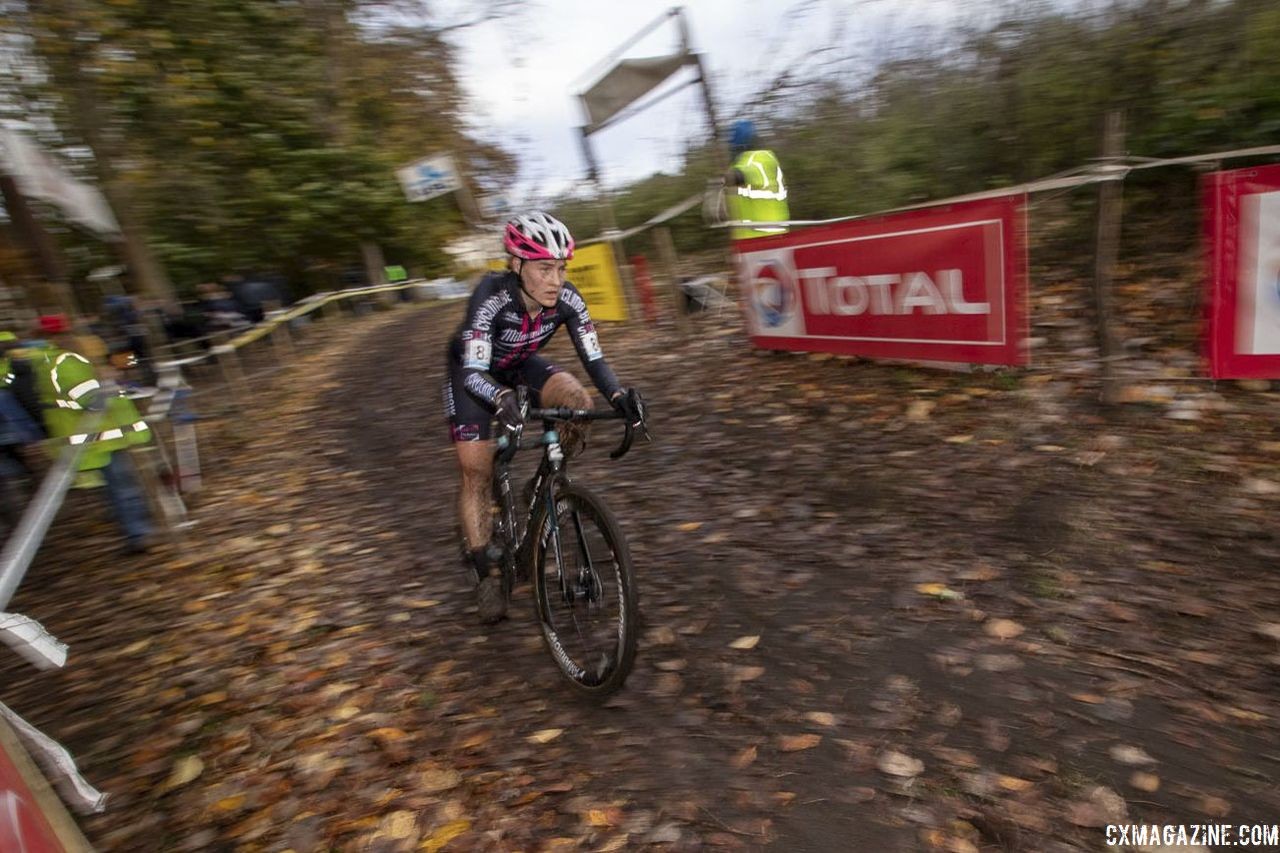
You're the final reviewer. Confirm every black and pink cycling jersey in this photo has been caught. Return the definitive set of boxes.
[443,271,621,440]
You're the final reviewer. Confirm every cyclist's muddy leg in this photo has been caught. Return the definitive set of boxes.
[455,440,496,551]
[540,372,592,457]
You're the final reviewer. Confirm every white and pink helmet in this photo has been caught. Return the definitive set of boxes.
[504,211,575,261]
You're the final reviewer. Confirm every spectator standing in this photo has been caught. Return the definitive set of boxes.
[0,331,43,478]
[196,282,248,334]
[25,314,154,553]
[725,120,791,241]
[102,294,157,386]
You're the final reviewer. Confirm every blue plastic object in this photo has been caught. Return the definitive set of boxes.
[730,120,757,152]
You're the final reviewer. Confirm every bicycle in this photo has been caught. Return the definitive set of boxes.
[484,387,649,696]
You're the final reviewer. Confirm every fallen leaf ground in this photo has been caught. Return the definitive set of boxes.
[4,294,1280,852]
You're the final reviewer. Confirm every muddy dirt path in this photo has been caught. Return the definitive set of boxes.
[5,300,1279,851]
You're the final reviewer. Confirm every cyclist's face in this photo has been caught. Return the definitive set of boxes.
[520,258,567,308]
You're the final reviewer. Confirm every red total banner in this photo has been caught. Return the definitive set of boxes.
[1204,162,1280,378]
[735,194,1028,365]
[0,742,65,853]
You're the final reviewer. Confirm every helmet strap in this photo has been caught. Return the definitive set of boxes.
[513,259,543,312]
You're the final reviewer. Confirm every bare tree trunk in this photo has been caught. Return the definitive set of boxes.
[100,183,178,309]
[0,172,76,314]
[307,0,391,293]
[361,241,387,289]
[60,21,176,307]
[307,0,347,143]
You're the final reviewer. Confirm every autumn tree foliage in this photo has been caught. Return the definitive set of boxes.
[1,0,516,295]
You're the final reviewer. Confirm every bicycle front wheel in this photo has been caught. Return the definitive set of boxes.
[532,482,638,695]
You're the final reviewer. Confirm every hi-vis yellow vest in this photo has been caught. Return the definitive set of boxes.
[29,346,150,470]
[727,149,790,241]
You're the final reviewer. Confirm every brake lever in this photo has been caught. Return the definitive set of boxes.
[610,416,634,460]
[496,420,524,463]
[636,397,653,443]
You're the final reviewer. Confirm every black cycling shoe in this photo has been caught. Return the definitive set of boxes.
[469,543,508,624]
[465,541,502,583]
[476,574,507,624]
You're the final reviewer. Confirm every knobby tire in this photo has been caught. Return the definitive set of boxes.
[532,481,638,696]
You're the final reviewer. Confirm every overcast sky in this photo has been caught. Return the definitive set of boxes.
[446,0,972,205]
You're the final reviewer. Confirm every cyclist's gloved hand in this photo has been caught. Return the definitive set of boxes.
[494,389,522,434]
[611,388,645,428]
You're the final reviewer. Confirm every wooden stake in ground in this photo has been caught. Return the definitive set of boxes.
[1093,110,1126,405]
[654,226,690,337]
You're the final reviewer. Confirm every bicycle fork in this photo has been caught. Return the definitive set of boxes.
[566,506,603,606]
[540,437,603,607]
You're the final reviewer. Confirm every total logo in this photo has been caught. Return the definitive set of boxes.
[746,255,804,336]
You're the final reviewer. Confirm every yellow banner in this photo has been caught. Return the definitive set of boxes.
[566,243,628,322]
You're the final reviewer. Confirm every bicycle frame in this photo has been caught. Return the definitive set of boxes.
[495,427,618,641]
[490,392,645,595]
[492,424,564,582]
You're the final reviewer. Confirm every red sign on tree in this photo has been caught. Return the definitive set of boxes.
[1204,162,1280,378]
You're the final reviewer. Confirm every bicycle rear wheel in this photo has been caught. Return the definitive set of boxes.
[532,481,638,695]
